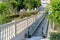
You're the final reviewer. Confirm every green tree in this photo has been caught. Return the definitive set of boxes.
[48,0,60,26]
[9,0,26,11]
[33,0,41,8]
[8,0,41,10]
[24,0,41,9]
[0,2,13,24]
[9,0,20,10]
[0,2,13,16]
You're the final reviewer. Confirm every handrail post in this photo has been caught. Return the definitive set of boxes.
[27,17,28,38]
[15,19,17,36]
[25,17,29,38]
[0,30,2,40]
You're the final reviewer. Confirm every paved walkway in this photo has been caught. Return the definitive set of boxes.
[26,37,50,40]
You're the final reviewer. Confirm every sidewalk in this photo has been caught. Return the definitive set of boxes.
[25,37,50,40]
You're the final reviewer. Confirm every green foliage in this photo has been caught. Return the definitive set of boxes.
[9,0,25,11]
[0,2,13,16]
[8,0,20,10]
[34,0,41,7]
[48,0,60,25]
[19,0,25,9]
[24,0,33,9]
[0,14,19,25]
[24,0,41,9]
[50,33,60,40]
[0,0,41,25]
[9,0,41,10]
[0,2,15,25]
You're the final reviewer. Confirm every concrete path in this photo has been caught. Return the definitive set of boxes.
[26,37,49,40]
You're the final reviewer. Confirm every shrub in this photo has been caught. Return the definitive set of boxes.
[19,11,31,18]
[50,33,60,40]
[0,2,17,25]
[0,2,13,16]
[0,14,19,25]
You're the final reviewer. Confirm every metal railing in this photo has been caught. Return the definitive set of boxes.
[28,13,46,36]
[0,13,44,40]
[42,19,49,38]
